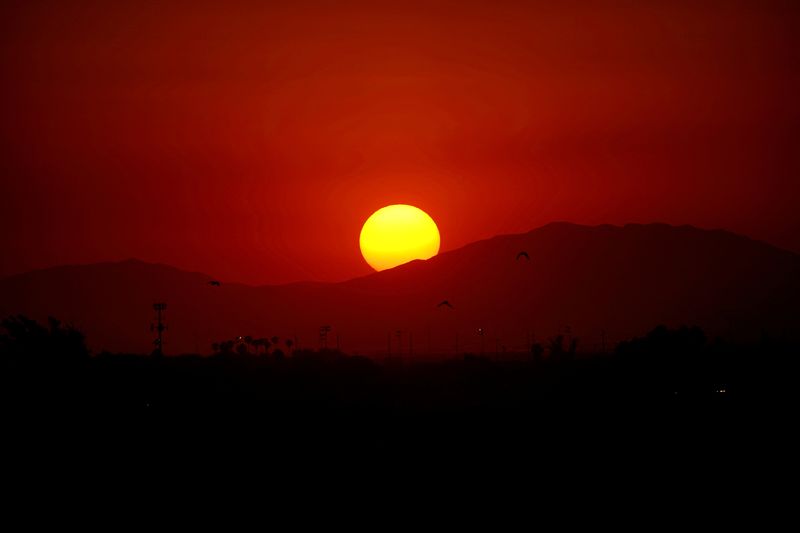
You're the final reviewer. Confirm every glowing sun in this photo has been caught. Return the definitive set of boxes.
[360,204,441,271]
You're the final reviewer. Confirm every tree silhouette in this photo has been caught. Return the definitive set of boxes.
[258,338,272,355]
[531,342,544,362]
[546,334,578,361]
[548,335,565,360]
[567,337,578,360]
[0,314,88,363]
[219,340,235,356]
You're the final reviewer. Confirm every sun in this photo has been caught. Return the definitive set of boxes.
[360,205,441,271]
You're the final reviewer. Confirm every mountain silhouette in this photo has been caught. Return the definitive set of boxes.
[1,223,797,355]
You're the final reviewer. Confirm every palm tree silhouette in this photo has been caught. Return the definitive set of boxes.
[219,340,234,355]
[253,337,270,355]
[265,338,273,355]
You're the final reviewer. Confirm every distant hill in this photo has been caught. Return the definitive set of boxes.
[1,223,798,355]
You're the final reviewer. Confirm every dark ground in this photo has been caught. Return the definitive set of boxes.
[2,319,796,458]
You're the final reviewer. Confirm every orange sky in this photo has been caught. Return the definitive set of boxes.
[1,0,799,284]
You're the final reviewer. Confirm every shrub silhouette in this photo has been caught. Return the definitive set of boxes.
[212,335,300,358]
[0,314,88,365]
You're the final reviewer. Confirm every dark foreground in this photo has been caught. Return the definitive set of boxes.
[2,322,793,520]
[2,321,797,458]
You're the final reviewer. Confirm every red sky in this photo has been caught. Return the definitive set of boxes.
[1,0,799,284]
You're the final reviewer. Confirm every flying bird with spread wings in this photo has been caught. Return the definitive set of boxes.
[437,300,454,309]
[208,280,222,286]
[516,251,530,261]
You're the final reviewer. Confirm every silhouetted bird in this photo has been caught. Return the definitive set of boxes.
[208,280,222,286]
[437,300,454,309]
[516,251,530,261]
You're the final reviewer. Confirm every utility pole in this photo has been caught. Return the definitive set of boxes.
[152,303,167,357]
[319,325,331,350]
[426,326,431,357]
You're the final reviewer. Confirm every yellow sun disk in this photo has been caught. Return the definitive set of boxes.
[359,205,441,271]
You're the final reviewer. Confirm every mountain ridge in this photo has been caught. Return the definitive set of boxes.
[1,222,797,355]
[3,222,794,288]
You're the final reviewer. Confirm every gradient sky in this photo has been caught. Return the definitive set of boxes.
[1,0,799,284]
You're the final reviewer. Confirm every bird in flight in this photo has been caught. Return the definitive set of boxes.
[437,300,454,309]
[516,251,530,261]
[208,280,222,286]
